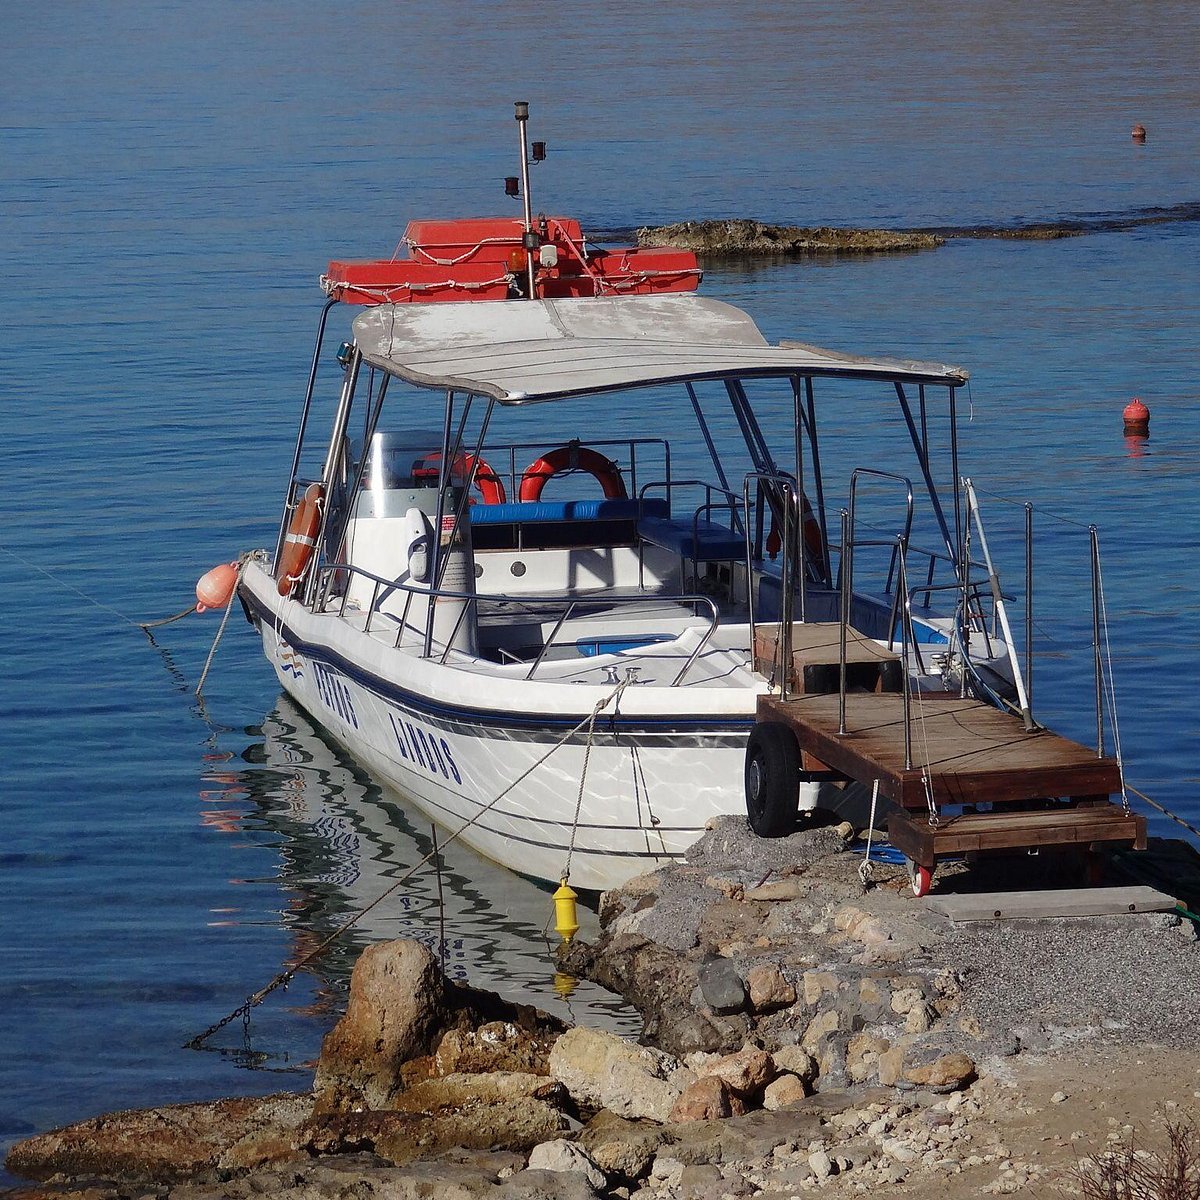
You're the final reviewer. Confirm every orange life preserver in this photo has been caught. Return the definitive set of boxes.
[412,452,507,504]
[519,442,627,502]
[276,482,325,597]
[766,493,825,566]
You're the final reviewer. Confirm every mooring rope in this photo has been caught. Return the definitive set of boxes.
[562,678,630,883]
[185,678,631,1050]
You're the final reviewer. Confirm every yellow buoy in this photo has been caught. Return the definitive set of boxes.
[553,877,579,942]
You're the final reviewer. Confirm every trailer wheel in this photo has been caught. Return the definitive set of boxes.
[745,723,800,838]
[906,857,934,897]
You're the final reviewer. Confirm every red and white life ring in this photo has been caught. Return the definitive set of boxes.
[276,482,325,597]
[519,442,627,502]
[412,452,507,504]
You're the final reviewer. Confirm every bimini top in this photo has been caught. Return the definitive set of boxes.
[352,293,968,404]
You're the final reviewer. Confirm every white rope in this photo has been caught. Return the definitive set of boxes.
[562,679,630,883]
[1093,541,1128,810]
[858,778,881,889]
[195,555,256,698]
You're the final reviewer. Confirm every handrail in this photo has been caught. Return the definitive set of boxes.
[313,561,720,687]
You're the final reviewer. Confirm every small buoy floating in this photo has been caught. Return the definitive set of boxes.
[1122,397,1150,438]
[553,877,580,942]
[1131,123,1147,143]
[195,562,239,612]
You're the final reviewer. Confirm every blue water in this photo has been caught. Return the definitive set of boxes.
[4,0,1200,1173]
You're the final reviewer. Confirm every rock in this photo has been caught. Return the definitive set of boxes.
[802,970,839,1007]
[669,1076,736,1122]
[891,986,926,1017]
[772,1045,818,1083]
[433,1022,558,1077]
[859,976,891,1013]
[1050,1090,1068,1104]
[679,1163,725,1191]
[390,1072,565,1113]
[808,1149,834,1179]
[694,1043,775,1097]
[762,1075,809,1110]
[882,1137,918,1163]
[698,957,747,1014]
[906,1002,936,1034]
[6,1093,313,1183]
[305,1100,569,1166]
[314,940,563,1113]
[905,1051,976,1091]
[548,1027,683,1122]
[576,1111,664,1179]
[499,1169,606,1199]
[746,964,796,1012]
[314,940,452,1111]
[743,879,803,902]
[527,1139,607,1190]
[846,1032,891,1085]
[802,1008,840,1049]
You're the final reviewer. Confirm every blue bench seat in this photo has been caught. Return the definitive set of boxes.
[470,497,669,525]
[636,515,745,560]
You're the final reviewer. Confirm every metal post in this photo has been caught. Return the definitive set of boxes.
[1090,525,1104,757]
[276,297,338,564]
[1024,502,1034,708]
[838,508,851,736]
[898,536,913,771]
[779,479,794,700]
[514,101,537,298]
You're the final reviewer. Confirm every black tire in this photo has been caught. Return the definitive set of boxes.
[744,722,801,838]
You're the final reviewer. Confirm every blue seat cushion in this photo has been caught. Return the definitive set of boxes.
[470,497,668,525]
[637,516,745,560]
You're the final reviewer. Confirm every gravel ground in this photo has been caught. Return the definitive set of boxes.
[944,912,1200,1049]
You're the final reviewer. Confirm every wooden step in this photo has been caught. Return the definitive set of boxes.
[754,622,902,695]
[888,803,1147,869]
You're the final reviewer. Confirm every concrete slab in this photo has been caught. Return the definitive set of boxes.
[926,885,1178,922]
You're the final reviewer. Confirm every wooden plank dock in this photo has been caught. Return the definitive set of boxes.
[753,622,1146,885]
[757,691,1122,810]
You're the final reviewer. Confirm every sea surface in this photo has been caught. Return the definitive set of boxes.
[3,0,1199,1171]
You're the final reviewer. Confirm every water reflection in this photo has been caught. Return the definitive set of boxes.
[216,696,639,1035]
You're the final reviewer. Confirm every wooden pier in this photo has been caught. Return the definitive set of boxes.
[753,623,1146,892]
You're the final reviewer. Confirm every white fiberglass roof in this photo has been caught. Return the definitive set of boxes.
[352,293,968,404]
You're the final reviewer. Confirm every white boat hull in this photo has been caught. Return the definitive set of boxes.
[242,563,757,890]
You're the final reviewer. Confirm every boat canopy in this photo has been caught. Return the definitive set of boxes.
[352,294,968,405]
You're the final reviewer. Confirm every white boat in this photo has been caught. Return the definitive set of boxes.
[236,107,1033,891]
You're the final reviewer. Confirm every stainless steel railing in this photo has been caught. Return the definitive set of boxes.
[312,561,720,687]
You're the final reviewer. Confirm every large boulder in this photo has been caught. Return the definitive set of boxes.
[313,940,452,1111]
[548,1027,685,1122]
[314,940,564,1112]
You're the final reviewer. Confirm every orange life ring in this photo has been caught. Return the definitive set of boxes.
[519,442,627,502]
[766,493,825,565]
[276,482,325,597]
[412,452,507,504]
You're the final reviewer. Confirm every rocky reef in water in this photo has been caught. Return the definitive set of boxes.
[636,220,944,257]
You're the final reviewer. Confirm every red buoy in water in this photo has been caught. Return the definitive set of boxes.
[196,562,239,612]
[1131,123,1147,143]
[1122,397,1150,437]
